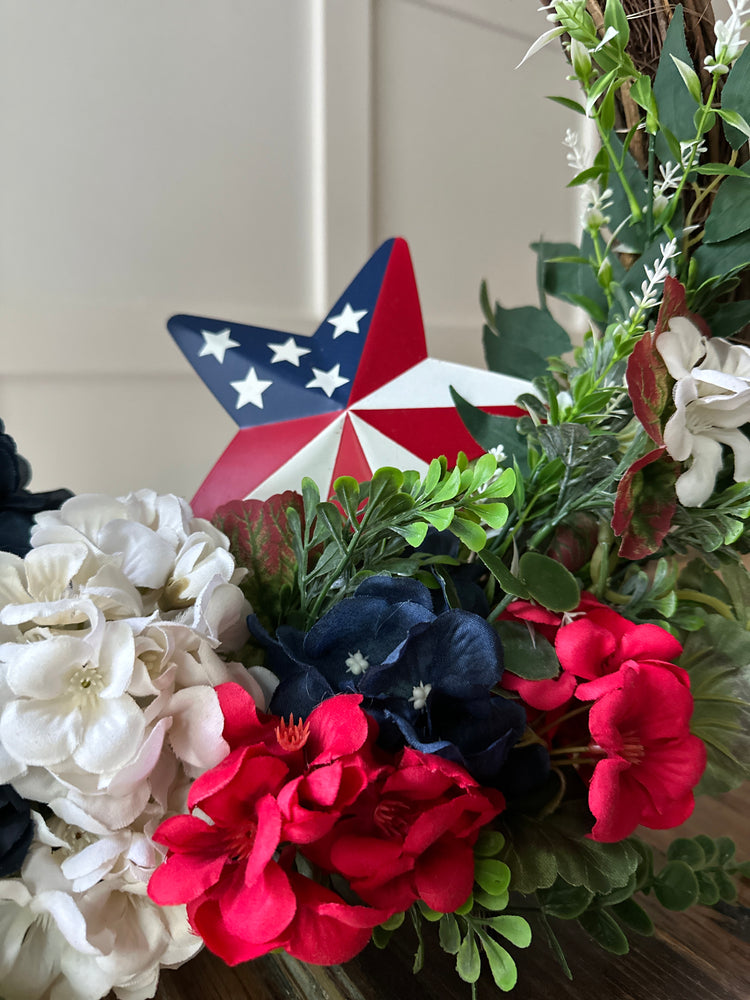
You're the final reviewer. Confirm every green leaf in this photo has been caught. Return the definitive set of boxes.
[612,898,654,935]
[439,914,461,954]
[653,6,697,157]
[630,73,658,132]
[680,615,750,793]
[539,880,594,919]
[213,491,304,632]
[533,237,609,319]
[670,55,702,103]
[450,389,529,476]
[704,299,750,338]
[577,909,630,955]
[475,858,512,896]
[430,465,462,504]
[547,94,586,115]
[471,501,509,530]
[474,888,509,911]
[494,621,560,680]
[474,828,506,857]
[333,476,361,523]
[604,0,629,45]
[482,467,516,499]
[694,230,750,285]
[703,164,750,242]
[420,507,455,531]
[667,838,705,868]
[695,163,750,178]
[721,44,750,148]
[715,107,750,141]
[485,915,532,949]
[478,932,518,992]
[367,466,404,505]
[696,870,721,906]
[480,550,530,599]
[501,803,640,895]
[393,520,430,548]
[715,870,739,903]
[517,551,581,612]
[456,933,481,983]
[653,860,700,910]
[484,303,571,381]
[715,835,736,866]
[450,514,487,552]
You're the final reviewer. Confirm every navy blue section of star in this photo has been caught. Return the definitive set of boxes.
[167,239,394,429]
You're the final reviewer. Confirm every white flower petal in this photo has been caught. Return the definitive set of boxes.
[72,697,145,774]
[163,687,229,770]
[98,519,176,590]
[5,634,87,698]
[656,319,707,379]
[675,435,724,506]
[1,699,83,766]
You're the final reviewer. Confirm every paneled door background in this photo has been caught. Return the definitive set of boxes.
[1,0,577,499]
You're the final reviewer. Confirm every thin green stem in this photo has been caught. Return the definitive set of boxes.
[661,75,721,231]
[597,120,643,223]
[675,588,735,620]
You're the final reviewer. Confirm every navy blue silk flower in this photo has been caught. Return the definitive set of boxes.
[0,784,34,877]
[0,420,72,557]
[252,575,530,785]
[358,610,526,783]
[251,576,436,717]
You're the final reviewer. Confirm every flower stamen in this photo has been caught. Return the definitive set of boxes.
[275,714,311,751]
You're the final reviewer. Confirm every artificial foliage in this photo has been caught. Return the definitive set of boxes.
[1,2,750,998]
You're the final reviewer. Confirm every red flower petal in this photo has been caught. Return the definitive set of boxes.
[282,873,390,965]
[147,843,227,906]
[415,835,475,912]
[305,694,370,764]
[218,858,296,944]
[501,670,577,711]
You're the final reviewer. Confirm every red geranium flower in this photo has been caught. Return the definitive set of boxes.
[577,662,706,841]
[148,686,389,965]
[501,595,685,712]
[308,748,504,914]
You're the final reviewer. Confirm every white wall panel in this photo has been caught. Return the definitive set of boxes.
[1,0,577,500]
[373,0,579,365]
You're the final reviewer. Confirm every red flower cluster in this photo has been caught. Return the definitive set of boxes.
[501,596,706,842]
[148,684,503,965]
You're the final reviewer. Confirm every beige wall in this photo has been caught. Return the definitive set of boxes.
[2,0,578,501]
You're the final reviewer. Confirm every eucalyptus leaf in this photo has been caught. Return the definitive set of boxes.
[494,620,561,680]
[577,909,629,955]
[518,551,581,612]
[653,860,699,910]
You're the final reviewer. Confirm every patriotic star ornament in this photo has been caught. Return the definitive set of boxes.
[169,238,530,518]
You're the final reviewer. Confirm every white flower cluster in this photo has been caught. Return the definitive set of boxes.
[0,490,269,1000]
[657,319,750,506]
[563,127,613,232]
[705,0,750,75]
[628,238,680,319]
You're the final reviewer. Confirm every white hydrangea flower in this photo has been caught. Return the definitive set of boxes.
[0,605,145,782]
[656,317,750,506]
[0,489,265,997]
[0,845,114,1000]
[31,489,247,630]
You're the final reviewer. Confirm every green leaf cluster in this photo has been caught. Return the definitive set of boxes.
[284,454,514,626]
